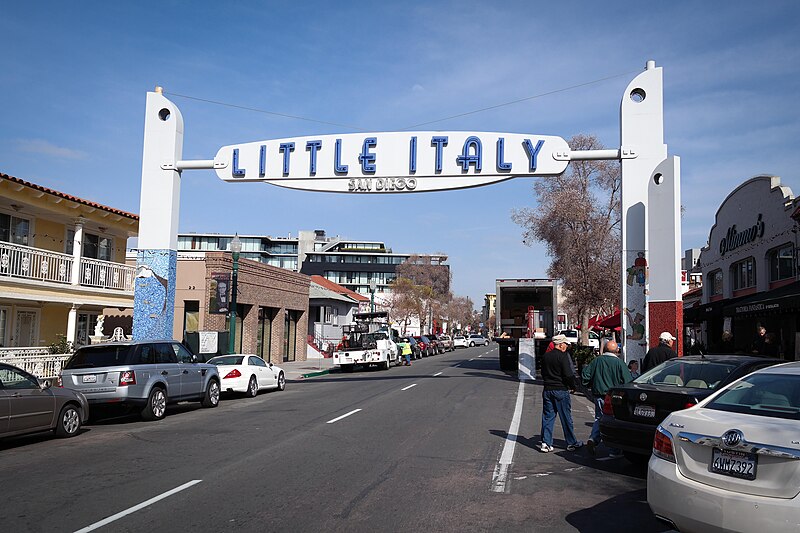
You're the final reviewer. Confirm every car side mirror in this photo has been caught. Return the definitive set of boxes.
[40,379,52,390]
[268,363,273,368]
[192,355,198,363]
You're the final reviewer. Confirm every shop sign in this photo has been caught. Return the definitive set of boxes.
[734,302,780,314]
[719,214,765,256]
[214,132,570,193]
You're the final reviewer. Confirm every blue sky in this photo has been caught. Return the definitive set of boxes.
[2,1,799,307]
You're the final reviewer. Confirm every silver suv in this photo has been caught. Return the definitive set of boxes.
[59,340,220,421]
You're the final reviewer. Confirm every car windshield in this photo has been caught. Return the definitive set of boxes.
[634,359,739,389]
[208,356,244,365]
[705,373,800,420]
[64,345,136,369]
[560,330,578,338]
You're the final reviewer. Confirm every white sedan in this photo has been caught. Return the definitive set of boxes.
[467,334,488,347]
[453,335,468,348]
[207,354,286,397]
[648,362,800,533]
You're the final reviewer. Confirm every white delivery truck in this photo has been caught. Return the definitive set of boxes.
[333,312,401,372]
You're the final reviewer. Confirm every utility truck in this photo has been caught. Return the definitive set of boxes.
[333,311,401,372]
[495,279,559,371]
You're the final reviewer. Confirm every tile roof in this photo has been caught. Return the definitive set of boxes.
[1,172,139,220]
[310,275,370,302]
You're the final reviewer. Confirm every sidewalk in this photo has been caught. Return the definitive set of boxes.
[278,357,336,381]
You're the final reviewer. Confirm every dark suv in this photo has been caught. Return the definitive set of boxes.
[59,340,220,421]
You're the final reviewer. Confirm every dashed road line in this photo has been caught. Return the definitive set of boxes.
[433,372,443,377]
[74,479,203,532]
[491,379,526,493]
[326,409,362,424]
[401,383,417,391]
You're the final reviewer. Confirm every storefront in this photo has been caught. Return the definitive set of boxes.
[687,175,799,359]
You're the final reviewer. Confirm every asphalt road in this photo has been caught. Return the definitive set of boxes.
[1,345,669,533]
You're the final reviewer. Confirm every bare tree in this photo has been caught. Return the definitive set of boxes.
[511,133,621,344]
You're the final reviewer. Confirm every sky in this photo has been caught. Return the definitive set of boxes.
[2,1,799,308]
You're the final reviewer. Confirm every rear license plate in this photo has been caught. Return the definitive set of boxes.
[633,404,656,418]
[82,374,97,383]
[711,447,757,480]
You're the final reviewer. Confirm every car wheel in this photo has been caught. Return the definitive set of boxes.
[202,379,221,408]
[246,376,258,398]
[470,342,475,347]
[277,372,286,391]
[382,360,390,370]
[55,404,81,438]
[142,387,167,421]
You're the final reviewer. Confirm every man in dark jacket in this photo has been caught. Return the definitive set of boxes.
[538,334,583,453]
[642,332,677,372]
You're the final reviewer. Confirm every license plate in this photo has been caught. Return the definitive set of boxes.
[633,404,656,418]
[711,448,757,480]
[82,374,97,383]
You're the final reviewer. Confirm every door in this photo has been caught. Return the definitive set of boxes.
[14,310,38,347]
[152,343,182,400]
[1,366,54,433]
[173,343,204,398]
[248,356,275,389]
[0,389,10,435]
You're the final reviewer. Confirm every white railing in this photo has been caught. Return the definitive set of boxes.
[0,351,72,379]
[0,241,134,292]
[0,241,73,284]
[80,257,134,291]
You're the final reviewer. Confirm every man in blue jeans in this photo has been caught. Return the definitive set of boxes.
[539,334,583,453]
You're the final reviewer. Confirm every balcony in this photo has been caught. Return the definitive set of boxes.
[0,241,134,292]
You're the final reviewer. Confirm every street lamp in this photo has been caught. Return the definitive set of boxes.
[369,279,377,313]
[228,234,242,354]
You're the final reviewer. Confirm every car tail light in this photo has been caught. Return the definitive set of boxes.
[602,393,614,415]
[224,369,241,379]
[653,426,676,463]
[684,401,696,409]
[119,370,136,386]
[56,375,63,387]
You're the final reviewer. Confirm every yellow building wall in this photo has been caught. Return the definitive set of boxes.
[34,219,67,254]
[40,305,68,345]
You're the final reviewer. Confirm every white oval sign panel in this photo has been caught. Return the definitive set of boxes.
[214,132,569,193]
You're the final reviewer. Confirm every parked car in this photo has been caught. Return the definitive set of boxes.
[427,334,445,354]
[437,334,454,352]
[59,340,221,421]
[207,354,286,397]
[648,361,800,533]
[414,336,434,357]
[600,354,782,464]
[467,334,488,347]
[453,335,468,349]
[405,336,422,359]
[0,362,89,439]
[556,329,600,351]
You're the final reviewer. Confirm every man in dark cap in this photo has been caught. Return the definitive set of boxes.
[538,334,583,453]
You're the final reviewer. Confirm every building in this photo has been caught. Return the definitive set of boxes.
[0,172,138,351]
[684,175,799,358]
[307,275,368,356]
[177,229,449,297]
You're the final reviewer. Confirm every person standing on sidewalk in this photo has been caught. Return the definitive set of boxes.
[642,332,677,372]
[581,340,632,457]
[538,334,583,453]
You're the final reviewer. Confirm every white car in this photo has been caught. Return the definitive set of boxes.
[556,329,600,351]
[467,334,488,347]
[207,354,286,397]
[648,362,800,533]
[453,335,468,349]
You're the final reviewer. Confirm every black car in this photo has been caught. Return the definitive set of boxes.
[599,354,782,464]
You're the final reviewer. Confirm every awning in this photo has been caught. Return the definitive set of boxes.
[596,311,620,329]
[723,280,800,317]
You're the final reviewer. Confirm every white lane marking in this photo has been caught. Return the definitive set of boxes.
[491,379,526,493]
[401,383,417,391]
[469,358,475,361]
[478,354,483,358]
[74,480,202,533]
[596,456,618,462]
[326,409,362,424]
[433,372,443,377]
[586,405,594,415]
[531,472,552,477]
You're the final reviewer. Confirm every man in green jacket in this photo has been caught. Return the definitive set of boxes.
[581,339,632,457]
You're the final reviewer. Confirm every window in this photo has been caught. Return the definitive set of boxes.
[731,257,755,291]
[66,230,114,261]
[0,308,7,347]
[768,244,795,282]
[0,213,30,245]
[184,301,199,333]
[706,374,800,420]
[708,270,723,296]
[325,306,338,324]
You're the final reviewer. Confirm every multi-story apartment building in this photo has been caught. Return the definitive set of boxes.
[177,229,448,297]
[0,172,138,351]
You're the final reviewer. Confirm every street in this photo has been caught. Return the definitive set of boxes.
[2,345,668,532]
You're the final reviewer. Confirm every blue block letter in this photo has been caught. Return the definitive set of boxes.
[359,137,377,174]
[431,136,448,173]
[279,142,295,175]
[457,136,482,171]
[523,139,544,172]
[334,139,348,173]
[409,136,417,173]
[496,138,512,171]
[306,140,322,175]
[232,148,246,177]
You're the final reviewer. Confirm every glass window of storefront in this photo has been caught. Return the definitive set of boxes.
[769,244,795,282]
[709,270,723,296]
[731,257,755,291]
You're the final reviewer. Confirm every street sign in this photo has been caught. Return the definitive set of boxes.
[214,132,570,193]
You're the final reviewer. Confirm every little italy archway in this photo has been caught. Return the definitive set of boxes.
[133,60,682,362]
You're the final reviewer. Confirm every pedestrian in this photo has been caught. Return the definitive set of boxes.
[642,332,677,372]
[628,359,640,379]
[752,326,767,355]
[581,340,631,457]
[762,333,779,357]
[538,334,583,453]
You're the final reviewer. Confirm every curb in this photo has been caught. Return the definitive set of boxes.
[300,369,331,379]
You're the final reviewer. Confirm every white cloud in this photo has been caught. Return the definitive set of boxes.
[14,139,88,160]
